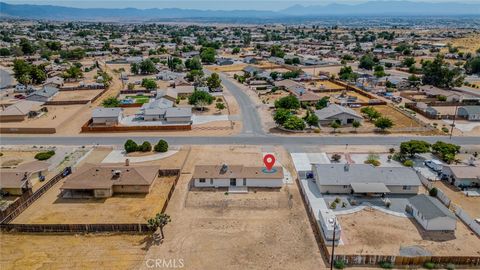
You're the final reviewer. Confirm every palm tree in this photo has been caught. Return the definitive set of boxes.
[147,213,171,239]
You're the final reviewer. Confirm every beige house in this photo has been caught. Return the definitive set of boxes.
[0,161,50,195]
[192,164,284,188]
[60,163,159,198]
[0,100,45,122]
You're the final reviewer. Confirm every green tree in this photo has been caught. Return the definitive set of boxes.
[63,66,83,80]
[432,141,460,163]
[283,115,306,130]
[273,109,291,125]
[19,38,35,55]
[154,139,169,152]
[275,95,300,110]
[186,70,204,82]
[374,117,394,131]
[360,106,381,121]
[200,47,216,64]
[185,57,202,71]
[330,121,340,132]
[305,113,319,127]
[270,45,285,58]
[374,65,387,78]
[102,97,120,108]
[0,48,11,56]
[422,55,464,88]
[139,59,157,74]
[338,66,358,81]
[130,63,139,75]
[215,102,225,111]
[139,141,152,152]
[188,90,214,108]
[124,140,138,153]
[352,120,361,131]
[141,78,157,90]
[359,53,376,70]
[464,57,480,75]
[147,213,171,239]
[207,73,222,90]
[402,57,416,68]
[400,140,431,157]
[232,47,240,54]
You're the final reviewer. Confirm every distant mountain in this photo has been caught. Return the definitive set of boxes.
[1,1,479,21]
[280,1,480,16]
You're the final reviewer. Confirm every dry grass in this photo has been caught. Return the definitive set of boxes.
[335,209,480,256]
[0,150,39,168]
[207,64,247,72]
[354,105,422,129]
[51,89,103,102]
[0,105,85,129]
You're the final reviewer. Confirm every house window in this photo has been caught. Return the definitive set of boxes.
[199,178,205,183]
[210,179,213,185]
[343,185,349,189]
[403,185,411,190]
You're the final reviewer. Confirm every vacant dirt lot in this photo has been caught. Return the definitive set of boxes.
[433,181,480,218]
[0,233,146,270]
[51,89,103,102]
[12,175,176,224]
[335,209,480,256]
[139,173,324,270]
[354,105,422,129]
[0,150,39,167]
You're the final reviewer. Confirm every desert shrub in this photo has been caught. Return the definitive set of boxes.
[154,139,169,152]
[446,263,455,270]
[331,154,341,162]
[334,260,346,269]
[423,262,435,269]
[139,141,152,152]
[34,150,55,160]
[334,197,341,203]
[314,128,321,133]
[429,187,438,197]
[403,160,414,167]
[341,202,347,208]
[379,261,393,269]
[330,201,337,209]
[442,127,449,133]
[124,140,138,153]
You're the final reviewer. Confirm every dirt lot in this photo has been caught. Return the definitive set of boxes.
[354,105,422,129]
[314,81,346,91]
[51,89,103,102]
[433,181,480,218]
[0,233,146,270]
[12,175,176,224]
[259,89,290,106]
[0,105,85,130]
[335,209,480,256]
[0,150,39,167]
[207,64,247,72]
[140,173,324,270]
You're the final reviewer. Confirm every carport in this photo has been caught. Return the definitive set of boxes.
[351,183,391,196]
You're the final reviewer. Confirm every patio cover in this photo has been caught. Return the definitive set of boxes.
[351,183,391,193]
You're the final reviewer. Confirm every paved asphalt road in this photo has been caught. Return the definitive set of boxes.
[207,70,264,135]
[0,68,13,89]
[1,135,479,146]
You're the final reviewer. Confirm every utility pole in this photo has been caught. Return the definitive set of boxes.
[449,103,459,140]
[330,218,337,270]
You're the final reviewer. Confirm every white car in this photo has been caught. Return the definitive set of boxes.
[424,159,443,172]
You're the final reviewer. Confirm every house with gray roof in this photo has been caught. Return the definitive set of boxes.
[26,86,59,102]
[314,104,363,126]
[457,106,480,121]
[311,164,421,195]
[92,107,123,126]
[407,194,456,231]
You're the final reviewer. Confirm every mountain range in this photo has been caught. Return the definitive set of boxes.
[1,1,479,21]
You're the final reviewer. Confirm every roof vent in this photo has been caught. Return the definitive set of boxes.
[220,164,228,174]
[112,170,121,177]
[344,163,349,172]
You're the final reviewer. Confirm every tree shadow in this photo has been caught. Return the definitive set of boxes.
[140,232,163,251]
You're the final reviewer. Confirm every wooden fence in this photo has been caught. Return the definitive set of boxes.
[81,119,192,132]
[0,168,71,224]
[0,223,150,233]
[0,169,180,234]
[334,254,480,266]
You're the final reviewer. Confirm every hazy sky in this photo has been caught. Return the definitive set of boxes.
[4,0,479,10]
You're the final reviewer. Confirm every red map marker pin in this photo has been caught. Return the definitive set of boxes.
[263,154,275,171]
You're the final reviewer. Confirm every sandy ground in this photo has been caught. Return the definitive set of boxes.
[433,181,480,219]
[139,175,324,270]
[0,233,147,270]
[335,209,480,256]
[51,89,103,102]
[354,105,422,129]
[1,105,85,130]
[0,150,39,167]
[11,175,176,224]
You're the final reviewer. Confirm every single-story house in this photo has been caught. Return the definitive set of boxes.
[60,163,159,198]
[164,107,192,123]
[216,58,234,66]
[92,107,123,126]
[44,76,64,88]
[457,106,480,121]
[408,194,456,231]
[312,164,421,195]
[0,100,45,122]
[171,86,194,98]
[192,164,284,188]
[441,165,480,188]
[26,86,59,102]
[156,89,178,102]
[314,104,363,126]
[0,161,50,195]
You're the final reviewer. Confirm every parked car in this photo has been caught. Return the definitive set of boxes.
[424,159,443,172]
[14,94,25,99]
